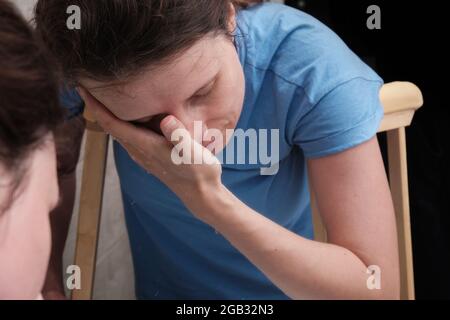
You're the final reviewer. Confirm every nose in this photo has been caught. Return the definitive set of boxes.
[169,108,205,131]
[170,110,210,147]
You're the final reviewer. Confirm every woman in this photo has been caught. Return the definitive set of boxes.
[0,0,63,299]
[35,0,400,299]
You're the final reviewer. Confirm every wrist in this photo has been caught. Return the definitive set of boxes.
[185,181,236,226]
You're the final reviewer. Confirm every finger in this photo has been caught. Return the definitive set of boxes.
[160,115,219,166]
[201,125,218,152]
[159,115,194,157]
[159,115,185,143]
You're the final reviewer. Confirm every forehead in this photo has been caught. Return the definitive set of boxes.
[82,35,224,119]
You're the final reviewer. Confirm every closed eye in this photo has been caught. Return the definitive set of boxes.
[193,89,212,99]
[190,75,217,100]
[131,113,168,136]
[192,83,215,99]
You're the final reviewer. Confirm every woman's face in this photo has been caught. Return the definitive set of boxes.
[0,135,59,299]
[82,32,246,153]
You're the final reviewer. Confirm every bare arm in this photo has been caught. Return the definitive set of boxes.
[194,136,400,299]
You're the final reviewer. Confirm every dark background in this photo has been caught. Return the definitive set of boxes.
[284,0,449,299]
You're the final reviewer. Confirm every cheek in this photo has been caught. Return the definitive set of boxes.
[206,91,243,130]
[205,77,245,130]
[0,203,51,299]
[211,66,245,128]
[21,199,52,289]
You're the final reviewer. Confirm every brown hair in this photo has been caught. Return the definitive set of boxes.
[35,0,264,84]
[0,0,63,212]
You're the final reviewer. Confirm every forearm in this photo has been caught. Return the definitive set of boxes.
[191,185,396,300]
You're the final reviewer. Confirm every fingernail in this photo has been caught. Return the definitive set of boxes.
[167,117,176,127]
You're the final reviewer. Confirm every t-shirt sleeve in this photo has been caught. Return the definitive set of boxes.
[291,77,385,159]
[59,86,85,121]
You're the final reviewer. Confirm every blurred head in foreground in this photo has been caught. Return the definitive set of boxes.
[0,0,62,299]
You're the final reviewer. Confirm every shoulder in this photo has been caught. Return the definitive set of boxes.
[237,3,383,105]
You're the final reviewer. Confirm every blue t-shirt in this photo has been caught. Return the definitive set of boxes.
[61,3,384,299]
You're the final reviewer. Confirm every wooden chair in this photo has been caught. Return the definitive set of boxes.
[72,81,423,300]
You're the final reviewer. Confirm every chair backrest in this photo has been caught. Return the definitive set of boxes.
[72,81,423,300]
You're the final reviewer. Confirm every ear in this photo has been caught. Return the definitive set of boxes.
[227,2,237,33]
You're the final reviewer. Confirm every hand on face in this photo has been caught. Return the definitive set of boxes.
[78,87,223,209]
